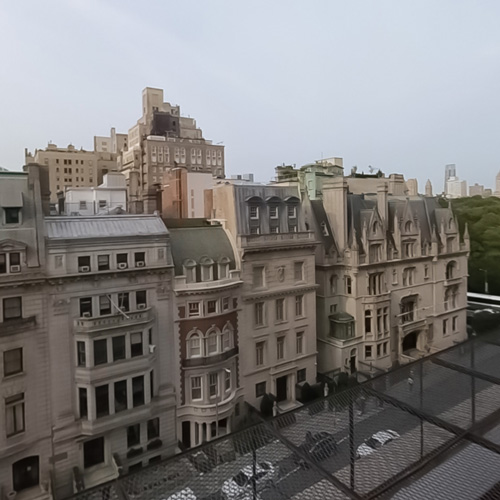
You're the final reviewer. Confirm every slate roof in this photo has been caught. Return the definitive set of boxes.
[45,215,168,239]
[168,226,236,276]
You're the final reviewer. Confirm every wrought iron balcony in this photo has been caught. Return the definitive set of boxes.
[74,308,153,333]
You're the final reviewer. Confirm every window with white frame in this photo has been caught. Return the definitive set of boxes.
[222,297,230,310]
[191,377,202,400]
[188,302,200,317]
[0,252,21,274]
[206,300,217,314]
[183,260,196,283]
[6,393,25,437]
[296,331,304,354]
[269,206,279,219]
[218,257,230,279]
[200,257,214,282]
[255,341,265,366]
[295,295,303,317]
[206,330,218,355]
[294,261,304,282]
[249,206,259,220]
[225,369,231,391]
[188,333,202,357]
[255,302,265,326]
[287,205,297,219]
[222,329,231,351]
[402,267,415,287]
[276,298,285,322]
[277,336,285,360]
[209,372,218,397]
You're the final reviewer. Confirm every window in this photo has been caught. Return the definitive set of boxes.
[79,297,92,317]
[376,308,383,336]
[296,332,304,354]
[365,345,373,359]
[294,262,304,281]
[255,302,265,326]
[443,318,449,336]
[403,241,415,258]
[405,221,413,233]
[5,208,20,224]
[424,265,429,279]
[402,267,415,287]
[276,298,285,321]
[5,394,24,437]
[2,296,22,322]
[377,344,382,357]
[78,256,91,271]
[255,381,266,398]
[136,290,147,308]
[329,275,337,294]
[253,266,265,288]
[383,342,388,355]
[256,342,265,366]
[222,297,230,310]
[98,255,110,271]
[207,300,217,314]
[79,388,88,419]
[401,298,417,324]
[277,336,285,360]
[218,260,229,279]
[130,333,143,357]
[79,201,87,210]
[117,253,128,268]
[132,376,145,407]
[135,252,145,267]
[191,376,202,400]
[114,380,128,412]
[446,261,457,280]
[77,341,86,367]
[452,316,458,332]
[250,227,260,235]
[118,292,130,312]
[148,418,160,440]
[206,331,218,355]
[368,273,384,295]
[188,334,201,357]
[222,329,231,351]
[365,309,372,334]
[112,336,126,361]
[269,206,279,219]
[84,437,104,469]
[98,200,107,209]
[369,244,382,263]
[209,372,218,397]
[445,286,458,310]
[0,254,6,274]
[95,385,109,418]
[288,205,297,218]
[250,206,259,220]
[295,295,303,317]
[383,307,389,333]
[94,339,107,365]
[150,370,155,398]
[446,237,454,253]
[127,424,141,448]
[297,368,306,383]
[183,260,196,283]
[200,258,213,281]
[188,302,200,317]
[345,276,352,294]
[4,348,23,376]
[99,295,111,316]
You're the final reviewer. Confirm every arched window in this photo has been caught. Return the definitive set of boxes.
[405,221,413,233]
[222,323,234,351]
[199,256,214,282]
[187,330,202,358]
[448,218,454,230]
[218,256,230,280]
[373,221,378,234]
[446,261,457,280]
[205,328,219,355]
[183,259,197,283]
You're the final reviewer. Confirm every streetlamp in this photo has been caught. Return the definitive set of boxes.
[479,268,489,294]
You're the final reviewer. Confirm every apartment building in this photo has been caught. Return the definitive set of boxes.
[305,176,469,375]
[209,184,318,411]
[119,87,225,214]
[167,220,243,449]
[0,169,52,499]
[44,214,177,497]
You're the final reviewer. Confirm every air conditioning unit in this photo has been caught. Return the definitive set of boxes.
[136,261,145,268]
[137,303,147,310]
[79,266,90,273]
[149,344,156,354]
[117,263,128,270]
[82,312,91,318]
[10,265,21,273]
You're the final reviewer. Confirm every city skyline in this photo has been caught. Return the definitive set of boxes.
[2,2,500,190]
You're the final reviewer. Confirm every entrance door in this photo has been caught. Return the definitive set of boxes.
[403,331,418,353]
[13,456,39,492]
[350,349,357,374]
[276,375,287,402]
[182,421,191,449]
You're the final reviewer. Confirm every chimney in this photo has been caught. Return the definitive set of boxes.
[323,177,348,252]
[377,182,388,225]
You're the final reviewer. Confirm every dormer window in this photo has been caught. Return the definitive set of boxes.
[218,257,230,280]
[269,206,279,219]
[250,206,259,220]
[183,259,196,283]
[287,205,297,219]
[200,257,214,282]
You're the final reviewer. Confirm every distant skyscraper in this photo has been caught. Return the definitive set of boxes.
[425,179,433,197]
[444,164,456,192]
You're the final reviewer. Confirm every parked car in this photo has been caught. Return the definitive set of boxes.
[221,461,276,499]
[356,430,400,458]
[294,431,337,467]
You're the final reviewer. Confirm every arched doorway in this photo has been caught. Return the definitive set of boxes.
[402,331,419,353]
[12,456,39,492]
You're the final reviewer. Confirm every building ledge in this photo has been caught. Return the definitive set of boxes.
[74,309,153,333]
[182,347,238,368]
[0,316,37,336]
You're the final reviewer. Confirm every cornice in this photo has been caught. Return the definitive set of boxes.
[174,281,243,297]
[243,283,319,302]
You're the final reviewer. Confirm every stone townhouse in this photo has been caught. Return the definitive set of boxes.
[209,183,318,411]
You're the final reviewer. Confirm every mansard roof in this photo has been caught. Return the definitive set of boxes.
[168,225,236,276]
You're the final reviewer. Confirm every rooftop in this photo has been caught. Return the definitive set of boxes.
[69,332,500,500]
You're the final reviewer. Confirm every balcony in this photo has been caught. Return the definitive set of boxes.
[72,454,121,493]
[182,347,238,368]
[174,271,241,293]
[361,292,390,305]
[238,232,317,249]
[0,316,37,336]
[74,308,153,333]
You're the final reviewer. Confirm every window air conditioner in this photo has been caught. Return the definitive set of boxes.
[137,303,147,310]
[82,312,91,318]
[79,266,90,273]
[117,263,128,270]
[149,344,156,354]
[136,261,145,268]
[9,265,21,273]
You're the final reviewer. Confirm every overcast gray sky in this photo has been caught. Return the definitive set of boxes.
[1,0,500,192]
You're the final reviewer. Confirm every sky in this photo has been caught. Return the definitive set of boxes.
[1,0,500,193]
